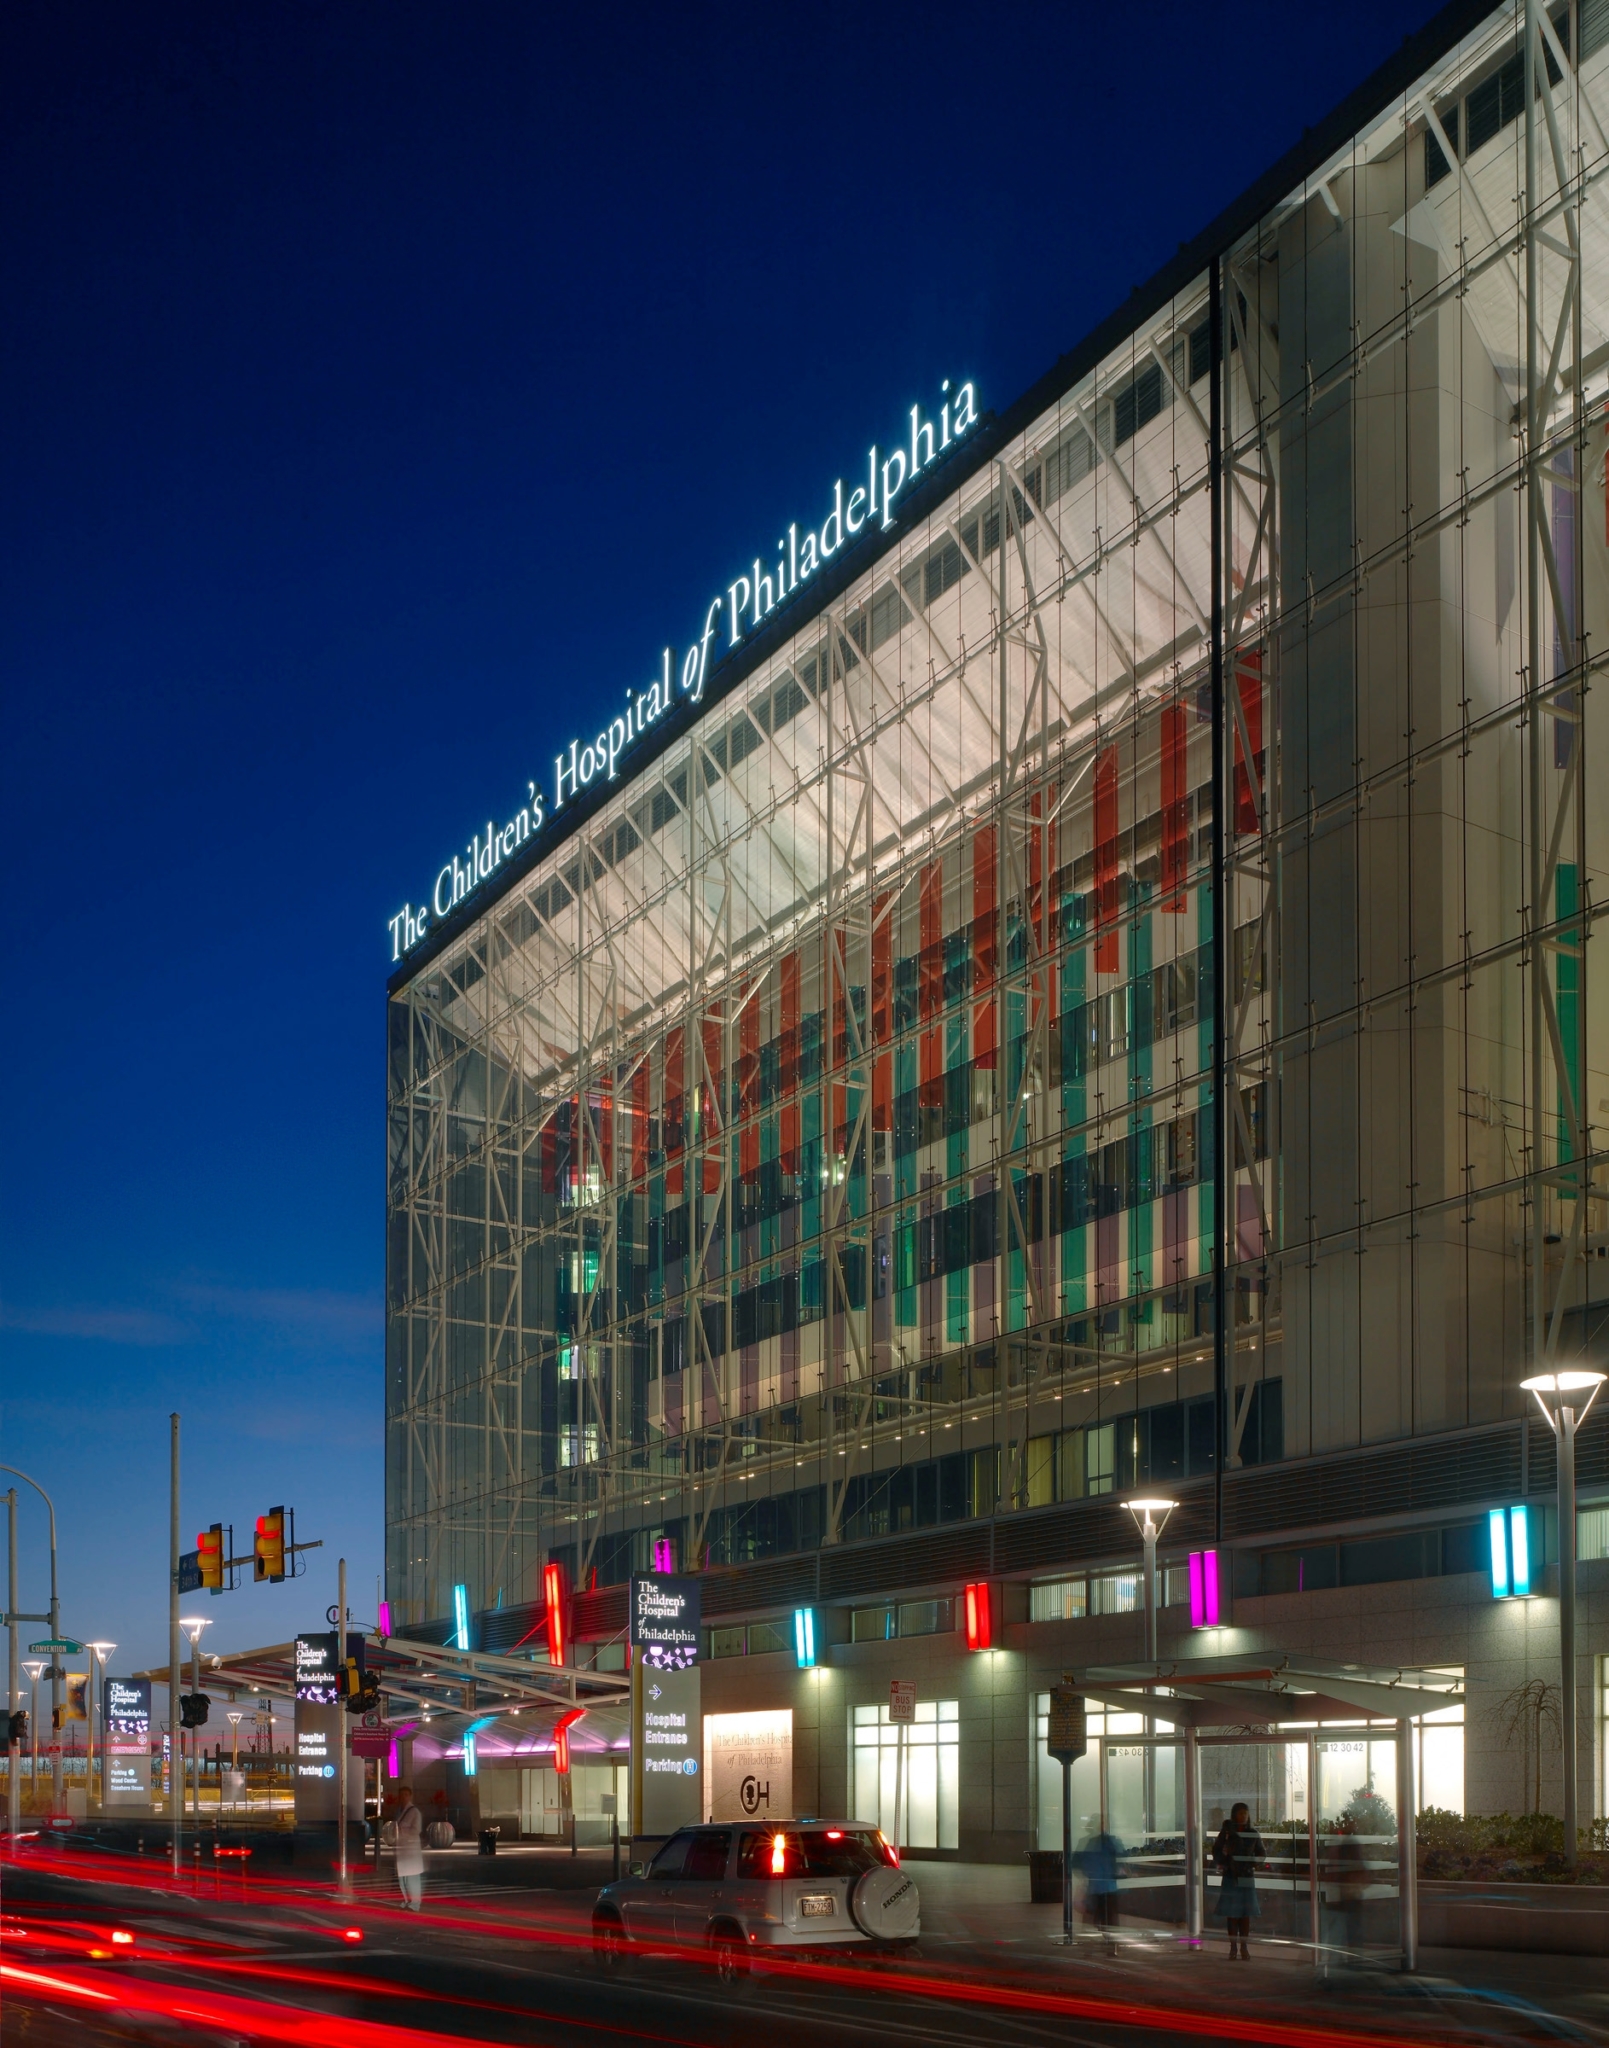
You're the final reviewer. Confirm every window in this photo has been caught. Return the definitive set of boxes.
[1085,1422,1115,1497]
[682,1829,732,1881]
[747,1619,789,1655]
[1030,1577,1087,1622]
[1188,318,1211,385]
[737,1827,893,1879]
[1425,105,1458,187]
[647,1832,692,1879]
[1113,361,1164,446]
[1089,1570,1140,1616]
[1032,1697,1180,1846]
[1579,1507,1609,1561]
[896,1598,953,1637]
[851,1599,952,1641]
[709,1626,747,1660]
[852,1700,959,1849]
[851,1605,892,1643]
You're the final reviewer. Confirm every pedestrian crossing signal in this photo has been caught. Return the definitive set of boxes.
[254,1507,286,1583]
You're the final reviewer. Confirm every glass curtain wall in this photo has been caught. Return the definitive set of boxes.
[386,0,1609,1628]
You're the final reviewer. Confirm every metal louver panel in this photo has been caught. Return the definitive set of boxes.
[1221,1423,1523,1541]
[819,1523,992,1603]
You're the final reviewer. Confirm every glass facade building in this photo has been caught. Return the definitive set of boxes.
[387,0,1609,1802]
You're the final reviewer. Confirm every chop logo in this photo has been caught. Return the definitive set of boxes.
[740,1775,770,1815]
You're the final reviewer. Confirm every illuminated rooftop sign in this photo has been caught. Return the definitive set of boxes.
[387,380,978,964]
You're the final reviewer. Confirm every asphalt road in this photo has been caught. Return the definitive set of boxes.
[2,1848,1602,2048]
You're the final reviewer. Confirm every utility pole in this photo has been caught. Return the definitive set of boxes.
[337,1556,348,1890]
[6,1489,18,1837]
[170,1413,182,1877]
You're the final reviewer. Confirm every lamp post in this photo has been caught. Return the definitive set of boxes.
[226,1712,243,1814]
[0,1465,62,1810]
[1122,1497,1179,1662]
[86,1643,115,1811]
[22,1661,45,1808]
[1520,1369,1605,1868]
[180,1618,211,1825]
[1123,1496,1178,1842]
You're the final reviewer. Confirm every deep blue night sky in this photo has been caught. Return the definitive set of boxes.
[1,0,1444,1674]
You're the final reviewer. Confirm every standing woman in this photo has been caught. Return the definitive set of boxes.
[1211,1801,1265,1958]
[393,1783,425,1912]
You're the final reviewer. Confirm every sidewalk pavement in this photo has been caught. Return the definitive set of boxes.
[377,1848,1609,2042]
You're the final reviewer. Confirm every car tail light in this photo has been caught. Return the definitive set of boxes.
[770,1834,786,1876]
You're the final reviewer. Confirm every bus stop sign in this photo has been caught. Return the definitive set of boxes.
[1047,1682,1086,1764]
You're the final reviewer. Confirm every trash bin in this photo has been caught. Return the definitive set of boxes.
[478,1826,500,1857]
[1028,1849,1067,1903]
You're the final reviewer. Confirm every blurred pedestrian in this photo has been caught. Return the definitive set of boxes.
[1077,1827,1123,1954]
[1211,1801,1265,1959]
[394,1783,424,1912]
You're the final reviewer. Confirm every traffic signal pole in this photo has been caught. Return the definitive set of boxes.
[337,1555,348,1891]
[7,1489,18,1838]
[0,1464,62,1814]
[170,1414,182,1878]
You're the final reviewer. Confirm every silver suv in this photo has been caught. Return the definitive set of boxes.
[592,1820,920,1982]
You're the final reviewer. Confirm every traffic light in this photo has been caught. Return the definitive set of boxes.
[342,1664,380,1716]
[198,1522,225,1593]
[254,1507,286,1583]
[339,1638,378,1715]
[178,1693,210,1729]
[7,1710,26,1745]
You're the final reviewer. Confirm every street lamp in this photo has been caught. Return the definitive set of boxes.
[1123,1497,1178,1843]
[180,1618,211,1823]
[225,1712,244,1813]
[1520,1369,1605,1868]
[86,1643,116,1811]
[0,1465,62,1810]
[1122,1497,1179,1662]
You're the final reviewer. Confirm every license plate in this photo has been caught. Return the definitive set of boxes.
[799,1894,836,1918]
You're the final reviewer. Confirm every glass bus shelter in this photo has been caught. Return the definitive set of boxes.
[1065,1654,1464,1969]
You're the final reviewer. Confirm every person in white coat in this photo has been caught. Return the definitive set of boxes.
[393,1784,424,1911]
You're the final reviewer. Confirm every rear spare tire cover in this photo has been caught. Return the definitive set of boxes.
[851,1864,920,1940]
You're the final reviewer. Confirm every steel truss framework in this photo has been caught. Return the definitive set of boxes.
[387,0,1609,1630]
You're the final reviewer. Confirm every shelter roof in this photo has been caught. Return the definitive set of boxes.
[136,1633,630,1731]
[1070,1653,1462,1728]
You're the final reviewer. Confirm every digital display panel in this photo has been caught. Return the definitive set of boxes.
[294,1633,340,1705]
[629,1573,701,1670]
[103,1676,151,1738]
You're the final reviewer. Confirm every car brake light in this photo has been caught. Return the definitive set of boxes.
[342,1929,363,1943]
[771,1834,786,1876]
[110,1932,134,1947]
[826,1829,842,1839]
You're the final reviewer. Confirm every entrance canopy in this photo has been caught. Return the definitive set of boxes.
[138,1634,630,1739]
[1070,1653,1462,1729]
